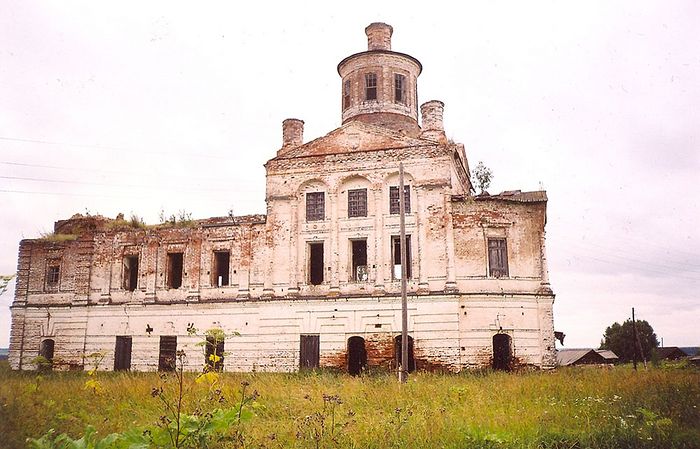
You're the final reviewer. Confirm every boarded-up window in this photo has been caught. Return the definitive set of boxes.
[123,255,139,291]
[394,73,406,104]
[389,185,411,214]
[343,79,351,110]
[392,235,412,280]
[309,242,324,285]
[365,73,377,100]
[488,239,509,278]
[158,336,177,371]
[46,263,60,288]
[114,336,132,371]
[348,188,367,218]
[167,253,183,289]
[351,240,368,281]
[299,334,320,370]
[205,336,225,372]
[306,192,325,221]
[212,251,230,287]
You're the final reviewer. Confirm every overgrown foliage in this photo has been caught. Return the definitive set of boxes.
[159,209,195,228]
[471,161,493,193]
[600,319,659,362]
[37,232,79,243]
[2,362,698,449]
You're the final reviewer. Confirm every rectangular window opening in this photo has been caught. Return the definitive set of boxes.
[306,191,325,221]
[389,185,411,214]
[158,336,177,372]
[365,73,377,100]
[343,79,351,110]
[488,238,509,278]
[114,336,132,371]
[394,73,406,104]
[352,240,368,281]
[348,188,368,218]
[167,253,183,289]
[309,242,324,285]
[123,255,139,291]
[205,335,225,372]
[46,264,60,288]
[212,251,230,287]
[392,235,412,280]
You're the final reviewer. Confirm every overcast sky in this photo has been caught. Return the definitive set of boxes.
[1,1,698,349]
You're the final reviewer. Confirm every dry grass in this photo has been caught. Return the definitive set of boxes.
[1,361,698,448]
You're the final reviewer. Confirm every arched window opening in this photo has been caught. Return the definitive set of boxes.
[492,333,512,371]
[347,336,367,375]
[394,335,415,373]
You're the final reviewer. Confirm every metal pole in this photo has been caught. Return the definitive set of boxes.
[399,162,408,383]
[632,307,638,371]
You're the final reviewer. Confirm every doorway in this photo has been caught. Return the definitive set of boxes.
[492,333,512,371]
[347,336,367,375]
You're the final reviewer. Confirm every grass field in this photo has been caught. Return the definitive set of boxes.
[1,361,698,449]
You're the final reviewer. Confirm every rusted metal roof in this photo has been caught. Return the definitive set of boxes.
[475,190,548,203]
[273,121,435,160]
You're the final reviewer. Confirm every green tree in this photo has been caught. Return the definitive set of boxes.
[471,161,493,193]
[599,319,659,362]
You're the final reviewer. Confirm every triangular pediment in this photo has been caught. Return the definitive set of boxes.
[273,121,436,160]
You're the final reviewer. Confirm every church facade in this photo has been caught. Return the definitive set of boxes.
[9,23,556,373]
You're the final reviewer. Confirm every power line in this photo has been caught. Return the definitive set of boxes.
[0,175,249,193]
[0,135,232,160]
[567,240,700,273]
[0,161,261,184]
[557,250,700,282]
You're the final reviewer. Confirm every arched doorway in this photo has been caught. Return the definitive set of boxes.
[394,335,415,373]
[492,333,512,371]
[347,336,367,375]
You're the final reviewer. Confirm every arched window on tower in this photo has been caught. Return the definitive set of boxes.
[365,73,377,100]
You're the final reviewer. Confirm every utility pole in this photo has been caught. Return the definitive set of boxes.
[399,162,408,383]
[632,307,638,371]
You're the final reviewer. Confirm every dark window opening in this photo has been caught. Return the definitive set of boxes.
[213,251,230,287]
[394,73,406,104]
[114,336,132,371]
[394,335,415,373]
[306,192,325,221]
[343,79,351,110]
[309,242,324,285]
[392,235,412,280]
[493,333,512,371]
[39,338,55,362]
[488,239,509,278]
[347,336,367,376]
[205,335,225,372]
[159,336,177,372]
[348,188,367,218]
[123,255,139,291]
[365,73,377,100]
[46,264,60,287]
[167,253,183,289]
[299,334,320,370]
[389,185,411,214]
[351,240,368,281]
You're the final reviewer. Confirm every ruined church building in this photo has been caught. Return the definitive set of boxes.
[9,23,556,373]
